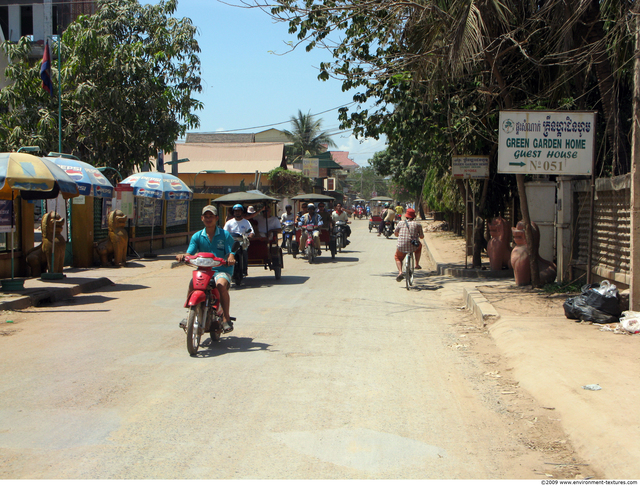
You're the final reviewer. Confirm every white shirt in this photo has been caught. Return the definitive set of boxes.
[332,210,349,223]
[253,213,282,236]
[281,212,296,224]
[224,218,254,237]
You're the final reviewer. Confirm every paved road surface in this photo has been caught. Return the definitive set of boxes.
[0,219,588,479]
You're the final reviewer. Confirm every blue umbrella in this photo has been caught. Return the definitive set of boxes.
[120,172,193,200]
[120,172,193,257]
[46,157,114,198]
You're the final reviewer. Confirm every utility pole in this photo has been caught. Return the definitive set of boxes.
[630,5,640,311]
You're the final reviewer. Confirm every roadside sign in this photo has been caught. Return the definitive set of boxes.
[302,158,319,178]
[498,110,596,175]
[452,156,489,179]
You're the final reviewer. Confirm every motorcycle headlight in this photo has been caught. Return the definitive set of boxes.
[194,257,216,267]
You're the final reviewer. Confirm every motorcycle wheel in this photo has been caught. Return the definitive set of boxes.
[187,302,204,356]
[337,235,343,253]
[274,264,282,279]
[233,258,243,286]
[210,318,222,342]
[306,245,314,263]
[286,238,292,255]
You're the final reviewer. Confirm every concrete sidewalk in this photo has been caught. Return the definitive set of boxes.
[0,248,181,311]
[421,225,640,480]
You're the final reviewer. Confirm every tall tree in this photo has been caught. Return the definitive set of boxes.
[283,110,337,162]
[0,0,202,177]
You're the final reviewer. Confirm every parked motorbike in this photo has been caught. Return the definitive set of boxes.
[181,253,235,356]
[231,228,251,286]
[383,220,394,238]
[282,221,298,256]
[331,220,350,258]
[302,223,321,263]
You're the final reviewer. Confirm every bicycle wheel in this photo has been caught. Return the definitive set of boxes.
[404,252,414,290]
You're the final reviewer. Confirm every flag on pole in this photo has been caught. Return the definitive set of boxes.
[40,40,53,96]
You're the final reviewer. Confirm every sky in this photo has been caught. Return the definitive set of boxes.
[146,0,387,167]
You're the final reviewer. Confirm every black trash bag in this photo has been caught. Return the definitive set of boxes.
[563,283,621,324]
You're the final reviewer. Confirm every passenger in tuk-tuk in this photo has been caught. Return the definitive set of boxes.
[253,204,282,240]
[296,202,308,224]
[317,202,333,233]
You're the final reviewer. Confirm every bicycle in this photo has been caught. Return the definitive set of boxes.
[403,249,415,290]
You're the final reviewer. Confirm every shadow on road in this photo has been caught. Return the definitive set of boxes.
[232,275,310,289]
[194,336,272,358]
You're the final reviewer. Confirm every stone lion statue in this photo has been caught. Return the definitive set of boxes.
[96,210,128,266]
[26,211,66,276]
[510,220,557,286]
[487,217,512,271]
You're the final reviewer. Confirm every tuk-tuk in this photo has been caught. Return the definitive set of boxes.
[291,193,336,258]
[214,191,284,281]
[368,196,394,232]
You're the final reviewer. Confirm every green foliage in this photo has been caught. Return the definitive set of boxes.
[283,110,336,161]
[265,0,635,205]
[267,167,312,195]
[345,165,389,200]
[0,0,202,176]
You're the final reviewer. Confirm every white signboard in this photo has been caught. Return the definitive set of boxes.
[302,158,319,178]
[452,156,489,179]
[498,111,596,175]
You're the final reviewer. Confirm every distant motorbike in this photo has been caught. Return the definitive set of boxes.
[331,220,350,258]
[231,228,251,286]
[383,221,394,238]
[181,253,235,356]
[302,223,321,263]
[354,207,363,219]
[282,221,298,256]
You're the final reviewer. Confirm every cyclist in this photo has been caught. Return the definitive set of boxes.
[394,208,424,281]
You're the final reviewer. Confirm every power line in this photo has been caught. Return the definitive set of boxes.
[209,102,358,133]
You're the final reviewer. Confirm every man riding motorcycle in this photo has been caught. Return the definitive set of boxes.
[298,203,323,255]
[331,203,351,246]
[280,204,296,249]
[223,204,255,277]
[177,205,236,333]
[378,203,396,236]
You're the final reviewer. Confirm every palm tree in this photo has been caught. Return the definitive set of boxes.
[283,110,337,161]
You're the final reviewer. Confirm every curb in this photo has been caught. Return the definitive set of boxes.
[462,287,499,327]
[0,277,114,311]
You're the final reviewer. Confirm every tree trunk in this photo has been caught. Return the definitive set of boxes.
[472,178,489,267]
[583,0,629,175]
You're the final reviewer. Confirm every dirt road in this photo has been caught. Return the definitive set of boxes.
[0,219,595,479]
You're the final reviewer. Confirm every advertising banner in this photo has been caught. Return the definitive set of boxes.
[0,200,13,233]
[498,111,596,175]
[302,158,320,178]
[452,156,490,179]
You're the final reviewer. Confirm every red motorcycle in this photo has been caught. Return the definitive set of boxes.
[181,253,234,356]
[355,207,364,219]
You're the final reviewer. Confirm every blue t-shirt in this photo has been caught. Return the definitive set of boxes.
[187,226,235,274]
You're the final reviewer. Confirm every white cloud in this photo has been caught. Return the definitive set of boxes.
[335,134,387,167]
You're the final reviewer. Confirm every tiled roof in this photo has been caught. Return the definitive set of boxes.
[185,133,255,143]
[331,151,359,168]
[172,142,286,174]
